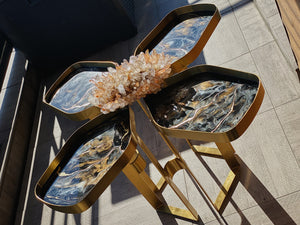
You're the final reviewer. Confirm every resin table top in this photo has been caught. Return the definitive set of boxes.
[153,16,212,62]
[43,119,130,206]
[49,71,101,113]
[146,77,258,133]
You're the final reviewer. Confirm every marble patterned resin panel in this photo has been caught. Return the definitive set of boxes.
[153,16,212,62]
[147,78,258,133]
[44,119,130,206]
[49,71,101,113]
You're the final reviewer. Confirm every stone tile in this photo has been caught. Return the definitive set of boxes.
[220,52,273,113]
[233,2,274,51]
[182,147,236,222]
[251,41,300,107]
[205,191,300,225]
[228,0,251,8]
[183,109,300,222]
[276,98,300,165]
[200,8,249,66]
[98,195,192,225]
[267,13,299,71]
[221,53,258,74]
[97,167,189,219]
[254,0,279,19]
[233,109,300,197]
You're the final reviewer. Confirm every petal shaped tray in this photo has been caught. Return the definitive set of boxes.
[134,4,220,74]
[144,65,265,143]
[44,4,220,122]
[43,61,116,121]
[35,108,137,213]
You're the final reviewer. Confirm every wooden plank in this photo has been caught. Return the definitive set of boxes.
[275,0,300,72]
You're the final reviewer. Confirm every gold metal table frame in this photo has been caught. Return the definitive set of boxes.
[138,65,264,216]
[35,3,265,222]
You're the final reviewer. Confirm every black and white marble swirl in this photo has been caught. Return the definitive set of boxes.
[153,16,212,61]
[147,79,258,133]
[49,71,101,113]
[44,120,130,206]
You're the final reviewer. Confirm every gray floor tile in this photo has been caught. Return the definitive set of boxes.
[233,2,274,51]
[276,98,300,165]
[267,13,299,71]
[182,148,236,223]
[182,109,300,223]
[220,52,273,113]
[254,0,279,19]
[205,191,300,225]
[201,8,249,66]
[251,41,300,107]
[98,196,192,225]
[233,109,300,197]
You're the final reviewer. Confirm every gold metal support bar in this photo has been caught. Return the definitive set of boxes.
[137,98,242,215]
[159,134,216,206]
[188,139,240,213]
[135,134,199,220]
[157,158,186,192]
[214,169,240,214]
[186,139,223,158]
[122,151,164,209]
[157,205,198,221]
[215,142,240,171]
[129,106,200,221]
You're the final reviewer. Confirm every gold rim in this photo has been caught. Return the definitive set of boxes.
[35,108,137,213]
[143,65,265,143]
[134,4,221,74]
[43,61,117,121]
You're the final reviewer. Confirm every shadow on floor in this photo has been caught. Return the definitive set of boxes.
[183,153,298,225]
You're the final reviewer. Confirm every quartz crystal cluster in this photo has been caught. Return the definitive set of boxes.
[89,50,172,113]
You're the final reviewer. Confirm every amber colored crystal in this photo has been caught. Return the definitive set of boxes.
[89,50,172,113]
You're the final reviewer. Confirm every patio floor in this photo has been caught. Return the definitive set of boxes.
[12,0,300,224]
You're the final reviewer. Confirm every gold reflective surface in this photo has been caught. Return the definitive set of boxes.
[44,120,130,206]
[44,61,116,121]
[153,16,212,62]
[35,109,137,213]
[147,79,257,133]
[143,65,264,143]
[135,4,221,74]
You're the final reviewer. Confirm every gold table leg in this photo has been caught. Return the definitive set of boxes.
[122,151,164,209]
[122,150,199,221]
[129,104,240,219]
[187,139,240,214]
